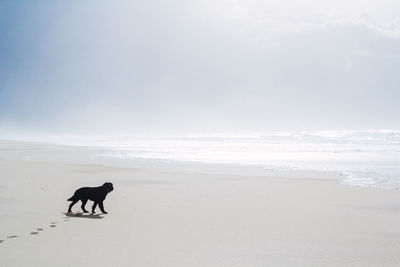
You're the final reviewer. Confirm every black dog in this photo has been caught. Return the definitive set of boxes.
[67,182,114,214]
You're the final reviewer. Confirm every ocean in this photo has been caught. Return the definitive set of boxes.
[2,130,400,189]
[51,130,400,190]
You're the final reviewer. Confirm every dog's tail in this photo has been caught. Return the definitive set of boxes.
[67,196,75,201]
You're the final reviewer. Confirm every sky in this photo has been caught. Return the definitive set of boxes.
[1,0,400,135]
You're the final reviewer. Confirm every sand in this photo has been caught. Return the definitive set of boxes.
[1,142,400,266]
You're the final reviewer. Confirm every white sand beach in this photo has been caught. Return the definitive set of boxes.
[2,0,400,265]
[1,140,400,266]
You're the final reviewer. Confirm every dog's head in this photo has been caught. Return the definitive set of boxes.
[103,182,114,193]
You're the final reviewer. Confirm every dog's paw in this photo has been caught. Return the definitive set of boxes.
[102,212,108,214]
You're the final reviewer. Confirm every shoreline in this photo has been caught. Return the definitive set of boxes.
[0,138,343,182]
[2,137,398,191]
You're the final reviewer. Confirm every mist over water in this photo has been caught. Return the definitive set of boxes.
[1,0,400,134]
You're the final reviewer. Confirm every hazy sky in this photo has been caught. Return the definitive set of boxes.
[1,0,400,134]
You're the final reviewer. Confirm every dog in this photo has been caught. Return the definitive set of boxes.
[67,182,114,214]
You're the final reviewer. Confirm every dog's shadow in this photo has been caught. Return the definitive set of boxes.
[62,212,104,219]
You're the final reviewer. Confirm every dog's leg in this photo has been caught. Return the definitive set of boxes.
[99,201,108,214]
[92,202,98,213]
[68,199,78,213]
[81,199,89,213]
